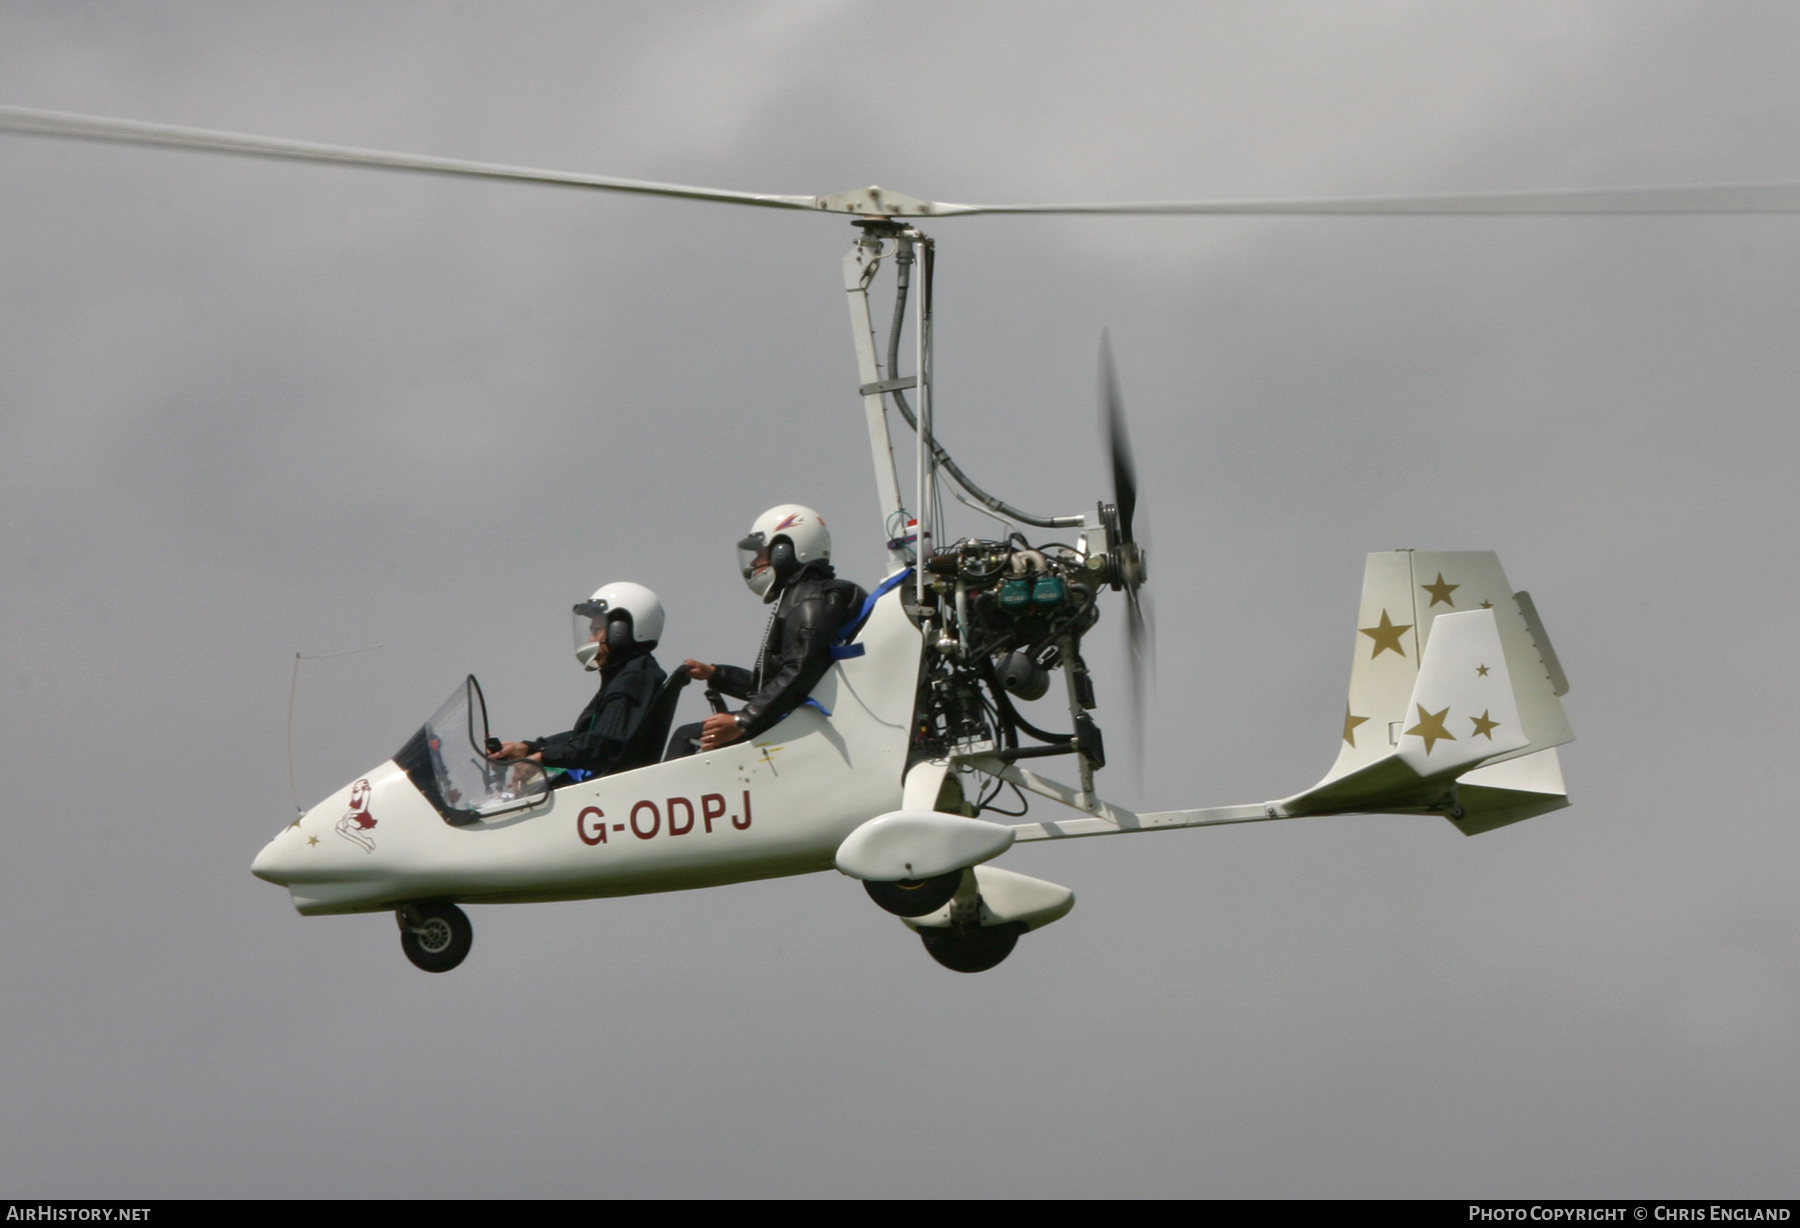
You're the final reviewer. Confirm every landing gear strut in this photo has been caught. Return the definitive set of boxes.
[397,901,472,973]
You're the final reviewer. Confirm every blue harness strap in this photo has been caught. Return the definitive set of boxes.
[829,568,914,661]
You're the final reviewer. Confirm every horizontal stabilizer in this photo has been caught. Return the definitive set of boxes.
[1452,747,1570,835]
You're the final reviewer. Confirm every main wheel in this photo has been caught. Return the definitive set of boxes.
[864,870,963,918]
[919,923,1024,974]
[399,902,473,973]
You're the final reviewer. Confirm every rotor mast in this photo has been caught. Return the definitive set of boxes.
[843,225,912,574]
[842,218,1085,589]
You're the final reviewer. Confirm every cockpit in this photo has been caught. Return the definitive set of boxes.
[393,668,698,825]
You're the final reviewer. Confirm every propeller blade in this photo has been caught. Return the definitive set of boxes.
[1101,329,1137,546]
[1118,548,1156,792]
[0,105,819,212]
[1125,582,1154,707]
[1099,331,1154,751]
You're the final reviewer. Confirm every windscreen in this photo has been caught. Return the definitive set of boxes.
[395,676,549,826]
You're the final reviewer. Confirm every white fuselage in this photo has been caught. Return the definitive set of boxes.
[252,585,921,915]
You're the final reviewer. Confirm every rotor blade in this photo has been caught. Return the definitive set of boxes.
[0,105,820,212]
[1100,330,1137,545]
[15,107,1800,219]
[938,182,1800,217]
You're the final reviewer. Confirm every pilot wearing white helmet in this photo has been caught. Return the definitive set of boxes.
[672,505,866,754]
[493,581,667,781]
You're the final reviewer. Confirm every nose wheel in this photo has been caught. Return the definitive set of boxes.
[397,901,473,973]
[864,870,964,918]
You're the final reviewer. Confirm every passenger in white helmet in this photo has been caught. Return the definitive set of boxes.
[493,581,668,781]
[669,505,867,756]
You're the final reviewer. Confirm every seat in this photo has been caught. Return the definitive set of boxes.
[612,664,692,774]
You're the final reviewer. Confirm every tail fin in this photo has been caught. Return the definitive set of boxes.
[1277,551,1573,834]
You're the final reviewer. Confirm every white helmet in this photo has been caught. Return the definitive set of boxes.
[571,581,664,670]
[738,505,830,602]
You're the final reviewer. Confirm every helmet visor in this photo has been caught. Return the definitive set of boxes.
[737,532,774,597]
[572,598,610,669]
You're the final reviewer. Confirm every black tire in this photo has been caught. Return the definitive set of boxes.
[864,870,963,918]
[919,923,1024,974]
[400,901,473,973]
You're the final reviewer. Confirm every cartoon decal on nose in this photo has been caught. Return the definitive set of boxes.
[336,778,378,852]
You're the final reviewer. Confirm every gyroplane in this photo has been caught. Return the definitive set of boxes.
[8,105,1791,974]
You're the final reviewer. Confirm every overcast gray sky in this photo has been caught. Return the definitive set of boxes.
[3,0,1798,1198]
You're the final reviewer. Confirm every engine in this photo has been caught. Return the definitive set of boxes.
[907,533,1109,802]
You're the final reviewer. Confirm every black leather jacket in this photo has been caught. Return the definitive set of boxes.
[712,563,867,739]
[532,650,665,774]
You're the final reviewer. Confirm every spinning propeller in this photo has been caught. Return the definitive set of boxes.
[1098,332,1153,733]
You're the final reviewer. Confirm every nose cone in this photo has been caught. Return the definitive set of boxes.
[252,824,301,886]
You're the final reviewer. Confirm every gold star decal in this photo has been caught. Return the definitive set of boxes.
[1476,664,1489,677]
[1420,572,1459,607]
[1469,710,1501,740]
[1404,704,1456,754]
[287,818,303,830]
[1359,610,1412,658]
[1343,706,1369,747]
[307,835,320,846]
[1480,600,1493,609]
